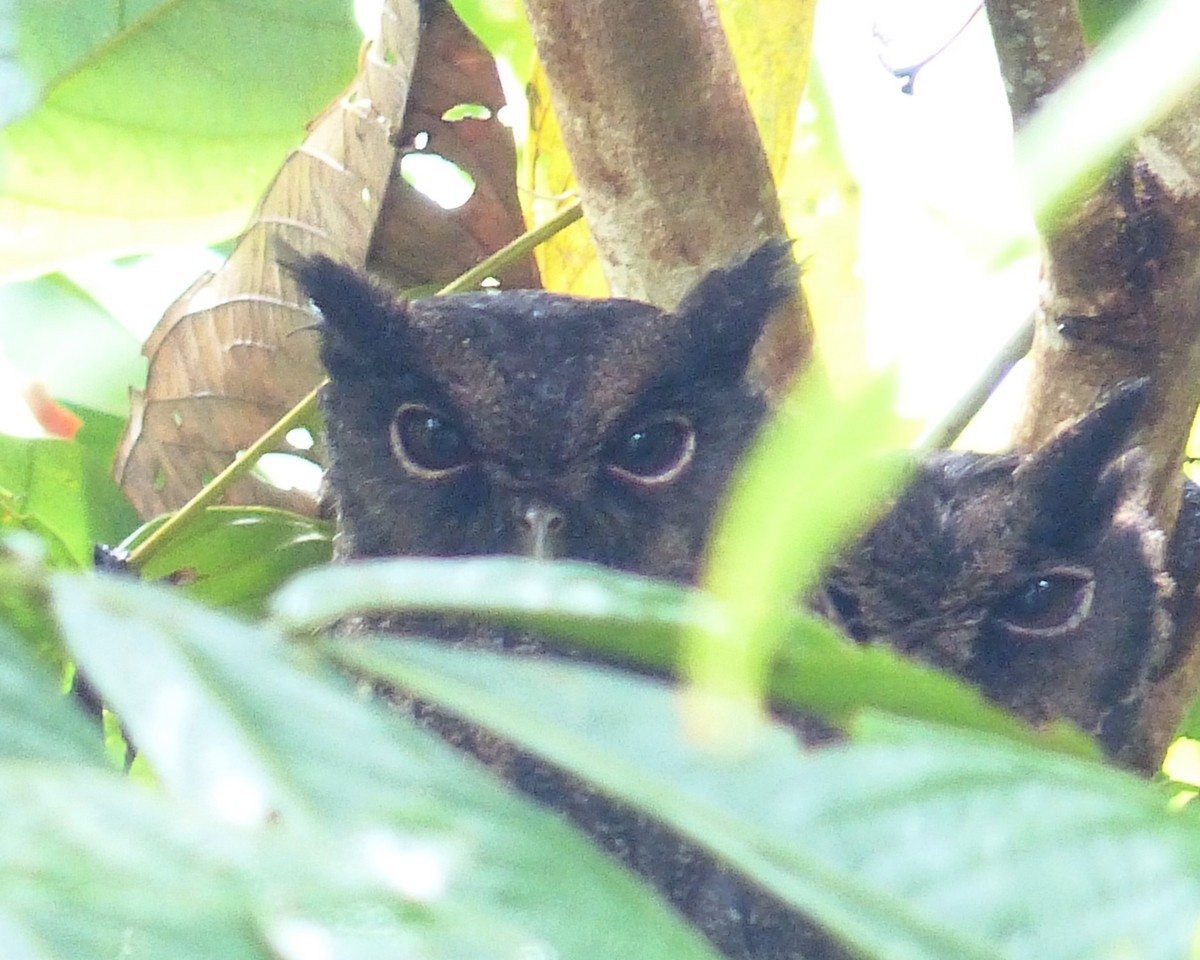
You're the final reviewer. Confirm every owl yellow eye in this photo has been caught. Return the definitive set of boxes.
[995,565,1095,637]
[608,415,696,485]
[390,403,472,477]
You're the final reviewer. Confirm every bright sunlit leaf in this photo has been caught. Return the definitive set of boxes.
[1,0,361,277]
[690,370,911,737]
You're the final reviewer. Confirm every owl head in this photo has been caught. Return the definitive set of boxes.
[295,242,797,582]
[819,380,1174,755]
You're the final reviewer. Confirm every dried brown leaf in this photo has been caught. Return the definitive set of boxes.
[369,6,539,289]
[115,1,535,519]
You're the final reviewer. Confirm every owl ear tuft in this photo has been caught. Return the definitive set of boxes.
[672,238,799,378]
[288,254,413,380]
[1014,378,1151,546]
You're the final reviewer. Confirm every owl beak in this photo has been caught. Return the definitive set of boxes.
[519,504,566,560]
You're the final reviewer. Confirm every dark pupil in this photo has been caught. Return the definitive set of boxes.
[1002,575,1088,631]
[398,408,468,470]
[618,420,688,477]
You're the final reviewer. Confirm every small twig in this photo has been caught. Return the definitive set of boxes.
[440,201,583,293]
[876,1,984,94]
[125,200,585,571]
[125,383,324,567]
[917,313,1035,453]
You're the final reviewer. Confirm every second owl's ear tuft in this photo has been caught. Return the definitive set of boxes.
[288,255,413,380]
[1014,378,1151,546]
[672,238,799,378]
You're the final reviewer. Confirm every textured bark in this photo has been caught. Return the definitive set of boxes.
[987,0,1088,122]
[520,0,812,398]
[986,0,1200,765]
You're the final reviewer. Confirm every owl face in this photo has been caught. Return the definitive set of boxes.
[820,381,1170,755]
[297,242,796,582]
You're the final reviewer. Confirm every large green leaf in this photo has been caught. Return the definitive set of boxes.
[48,573,721,960]
[338,637,1200,960]
[0,763,599,960]
[0,767,279,960]
[1,0,361,276]
[271,556,1096,758]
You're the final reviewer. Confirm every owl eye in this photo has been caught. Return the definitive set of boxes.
[995,565,1095,637]
[608,414,696,485]
[390,403,473,478]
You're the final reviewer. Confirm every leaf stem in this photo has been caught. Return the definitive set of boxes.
[439,201,584,293]
[916,314,1034,453]
[125,384,324,567]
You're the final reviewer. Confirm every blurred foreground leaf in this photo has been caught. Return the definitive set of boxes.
[696,371,910,728]
[339,637,1200,960]
[1,0,361,275]
[1017,0,1200,234]
[0,620,101,767]
[272,556,1095,759]
[46,574,721,960]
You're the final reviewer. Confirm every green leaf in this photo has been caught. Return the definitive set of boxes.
[1078,0,1141,43]
[338,638,1200,960]
[0,767,271,960]
[0,278,144,415]
[0,765,566,960]
[771,612,1099,759]
[1,0,361,275]
[271,556,705,650]
[0,435,90,566]
[120,507,332,616]
[0,621,102,767]
[695,370,910,722]
[48,573,723,960]
[0,428,138,567]
[273,556,1095,758]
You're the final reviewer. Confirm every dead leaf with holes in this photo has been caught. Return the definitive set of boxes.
[114,0,538,520]
[370,8,540,291]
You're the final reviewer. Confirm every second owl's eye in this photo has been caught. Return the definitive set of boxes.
[994,565,1095,637]
[390,403,473,477]
[608,415,696,485]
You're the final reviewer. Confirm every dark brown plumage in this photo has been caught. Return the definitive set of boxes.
[819,379,1186,763]
[298,240,792,582]
[296,246,1196,959]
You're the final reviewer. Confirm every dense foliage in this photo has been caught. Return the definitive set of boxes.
[4,1,1200,958]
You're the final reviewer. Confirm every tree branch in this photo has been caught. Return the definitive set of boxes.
[520,0,813,397]
[987,0,1200,767]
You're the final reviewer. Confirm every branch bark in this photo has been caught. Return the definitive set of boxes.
[519,0,813,397]
[987,0,1200,767]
